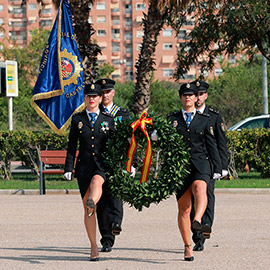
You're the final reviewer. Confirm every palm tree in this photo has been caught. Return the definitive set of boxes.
[133,0,191,115]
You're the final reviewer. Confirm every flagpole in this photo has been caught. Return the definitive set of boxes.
[8,97,13,131]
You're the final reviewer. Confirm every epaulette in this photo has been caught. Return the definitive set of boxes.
[208,107,220,114]
[120,108,129,113]
[167,111,179,117]
[101,111,114,118]
[199,112,210,117]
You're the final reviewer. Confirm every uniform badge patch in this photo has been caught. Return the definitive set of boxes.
[101,121,109,132]
[210,126,214,136]
[173,120,178,127]
[78,121,83,129]
[221,123,225,132]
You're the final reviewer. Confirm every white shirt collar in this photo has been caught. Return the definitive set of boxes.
[181,108,197,119]
[103,103,114,112]
[196,105,206,113]
[86,108,100,121]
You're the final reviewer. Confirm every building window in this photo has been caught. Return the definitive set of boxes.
[97,29,106,36]
[163,43,173,50]
[112,59,121,65]
[112,8,120,13]
[125,4,132,13]
[162,29,173,37]
[112,43,120,52]
[0,5,4,12]
[136,30,144,38]
[125,44,132,54]
[137,43,142,51]
[178,30,186,39]
[228,54,236,64]
[126,58,133,67]
[40,8,51,15]
[125,17,132,27]
[40,20,52,27]
[0,18,4,25]
[112,17,120,25]
[97,16,106,23]
[96,2,106,10]
[125,31,132,41]
[214,68,223,76]
[112,74,121,79]
[136,3,146,10]
[88,16,93,24]
[125,71,133,81]
[0,31,4,38]
[112,29,120,39]
[28,4,37,10]
[163,69,174,77]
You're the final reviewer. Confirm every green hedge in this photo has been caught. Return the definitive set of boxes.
[1,128,270,180]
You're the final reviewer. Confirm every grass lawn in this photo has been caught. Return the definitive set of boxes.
[0,172,269,190]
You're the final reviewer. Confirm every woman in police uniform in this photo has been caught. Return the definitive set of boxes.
[167,83,221,261]
[64,83,115,261]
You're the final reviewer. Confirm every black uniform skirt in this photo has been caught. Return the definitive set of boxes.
[176,164,210,200]
[77,162,107,199]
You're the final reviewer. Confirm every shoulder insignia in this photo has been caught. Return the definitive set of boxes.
[200,112,210,117]
[101,111,114,118]
[221,122,226,132]
[167,111,179,117]
[208,107,220,114]
[110,104,120,116]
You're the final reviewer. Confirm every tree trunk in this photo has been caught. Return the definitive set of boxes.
[133,2,167,115]
[69,0,100,83]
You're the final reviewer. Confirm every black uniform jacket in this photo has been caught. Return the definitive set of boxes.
[167,111,222,175]
[204,107,228,170]
[64,110,115,180]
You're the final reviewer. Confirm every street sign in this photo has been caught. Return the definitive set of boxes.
[6,60,18,97]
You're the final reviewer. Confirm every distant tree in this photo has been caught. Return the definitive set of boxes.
[175,0,270,78]
[207,58,269,128]
[0,29,50,130]
[97,63,115,79]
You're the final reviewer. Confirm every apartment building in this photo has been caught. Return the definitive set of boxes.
[0,0,57,49]
[90,0,200,82]
[0,0,239,83]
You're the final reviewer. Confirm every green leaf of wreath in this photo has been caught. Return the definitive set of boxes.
[103,114,190,211]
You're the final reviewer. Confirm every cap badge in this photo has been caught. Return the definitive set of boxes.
[102,79,106,84]
[186,84,190,88]
[196,81,200,87]
[91,84,95,89]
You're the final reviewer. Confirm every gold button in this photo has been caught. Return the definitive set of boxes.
[80,131,82,133]
[92,153,95,156]
[91,136,94,139]
[91,145,94,147]
[91,129,94,131]
[187,138,190,141]
[187,129,190,132]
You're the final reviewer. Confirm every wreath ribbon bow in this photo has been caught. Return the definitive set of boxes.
[126,110,153,183]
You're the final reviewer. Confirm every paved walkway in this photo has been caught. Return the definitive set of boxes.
[0,192,269,269]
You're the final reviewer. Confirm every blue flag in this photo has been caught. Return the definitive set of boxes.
[31,0,85,135]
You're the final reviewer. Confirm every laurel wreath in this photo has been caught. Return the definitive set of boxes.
[103,114,190,211]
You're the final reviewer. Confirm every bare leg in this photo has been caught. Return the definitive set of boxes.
[192,180,207,223]
[82,175,104,259]
[177,186,193,258]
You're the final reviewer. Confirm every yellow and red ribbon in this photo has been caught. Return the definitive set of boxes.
[126,110,153,183]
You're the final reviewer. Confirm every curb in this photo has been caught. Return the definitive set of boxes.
[0,188,269,195]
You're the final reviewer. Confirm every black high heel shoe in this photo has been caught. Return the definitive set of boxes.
[184,244,194,261]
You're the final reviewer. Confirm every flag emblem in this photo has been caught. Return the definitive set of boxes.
[61,48,83,86]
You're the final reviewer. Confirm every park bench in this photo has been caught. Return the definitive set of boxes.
[39,150,78,194]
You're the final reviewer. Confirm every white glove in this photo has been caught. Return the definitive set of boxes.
[222,169,228,178]
[64,172,72,181]
[213,173,221,180]
[151,130,158,141]
[130,166,136,177]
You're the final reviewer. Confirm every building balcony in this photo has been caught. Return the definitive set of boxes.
[111,0,119,3]
[112,51,120,56]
